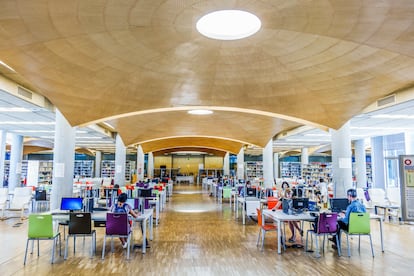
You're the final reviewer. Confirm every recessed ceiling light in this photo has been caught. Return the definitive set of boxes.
[196,10,261,40]
[188,109,213,115]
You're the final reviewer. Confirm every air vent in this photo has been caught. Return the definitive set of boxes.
[17,86,33,99]
[377,94,395,107]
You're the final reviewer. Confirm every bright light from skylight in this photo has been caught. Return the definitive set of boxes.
[188,109,213,115]
[196,10,261,40]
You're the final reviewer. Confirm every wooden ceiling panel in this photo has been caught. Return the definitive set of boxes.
[1,1,414,153]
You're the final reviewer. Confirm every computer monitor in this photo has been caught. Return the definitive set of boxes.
[246,187,256,197]
[60,197,83,212]
[292,198,309,210]
[330,198,350,213]
[138,188,153,198]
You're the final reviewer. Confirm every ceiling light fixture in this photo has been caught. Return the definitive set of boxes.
[196,10,261,40]
[188,109,213,115]
[0,60,16,72]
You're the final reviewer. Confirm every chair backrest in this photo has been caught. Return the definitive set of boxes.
[0,188,8,201]
[348,212,370,234]
[28,214,54,238]
[317,212,338,234]
[69,212,92,235]
[106,213,129,235]
[222,187,232,198]
[267,197,278,209]
[35,190,47,201]
[256,208,263,226]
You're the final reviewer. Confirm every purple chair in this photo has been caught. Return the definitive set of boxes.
[305,213,339,257]
[102,213,132,259]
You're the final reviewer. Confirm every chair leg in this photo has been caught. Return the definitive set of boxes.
[256,228,261,247]
[314,234,320,257]
[37,240,40,257]
[64,236,70,260]
[336,234,341,257]
[261,231,265,251]
[369,234,375,257]
[51,237,56,264]
[346,233,351,257]
[102,236,106,259]
[305,231,309,252]
[358,234,361,252]
[126,234,131,259]
[24,239,30,265]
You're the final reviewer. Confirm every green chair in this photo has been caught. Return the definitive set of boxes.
[222,187,232,205]
[24,214,61,265]
[339,212,374,257]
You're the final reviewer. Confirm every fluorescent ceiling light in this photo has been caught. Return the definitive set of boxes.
[0,121,55,125]
[0,60,16,72]
[188,109,213,115]
[371,114,414,119]
[196,10,261,40]
[12,130,55,133]
[0,107,31,112]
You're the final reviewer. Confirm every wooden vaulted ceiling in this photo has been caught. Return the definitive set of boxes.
[1,1,414,155]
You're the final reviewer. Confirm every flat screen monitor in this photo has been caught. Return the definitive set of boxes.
[138,188,153,198]
[246,187,256,197]
[330,198,350,213]
[60,197,83,212]
[293,198,309,210]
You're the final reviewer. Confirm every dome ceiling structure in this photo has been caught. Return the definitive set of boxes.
[1,1,414,154]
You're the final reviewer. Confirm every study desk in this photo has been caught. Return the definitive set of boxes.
[262,210,385,254]
[262,209,314,254]
[51,209,153,254]
[236,197,264,225]
[374,204,400,223]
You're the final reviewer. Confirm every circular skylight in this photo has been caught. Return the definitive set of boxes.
[196,10,261,40]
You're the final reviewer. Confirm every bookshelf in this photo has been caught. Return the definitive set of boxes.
[280,162,302,178]
[74,160,94,178]
[245,161,263,179]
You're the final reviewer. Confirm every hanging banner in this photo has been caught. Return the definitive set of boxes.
[399,155,414,221]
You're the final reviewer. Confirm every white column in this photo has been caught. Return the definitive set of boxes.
[371,136,385,189]
[0,130,6,187]
[95,151,102,178]
[263,139,274,188]
[223,152,230,176]
[354,139,367,188]
[405,131,414,154]
[8,134,23,191]
[273,152,279,179]
[148,152,154,179]
[114,134,126,186]
[301,147,309,165]
[330,122,353,198]
[50,109,76,210]
[237,147,244,180]
[136,145,145,181]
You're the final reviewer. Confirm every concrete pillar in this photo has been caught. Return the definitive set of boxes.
[137,145,145,181]
[301,147,309,165]
[0,130,6,187]
[114,134,126,186]
[354,139,367,188]
[263,139,274,188]
[330,122,353,197]
[273,152,279,179]
[223,152,230,176]
[148,152,154,179]
[8,134,23,191]
[50,109,76,210]
[95,151,102,178]
[237,147,244,180]
[371,136,385,189]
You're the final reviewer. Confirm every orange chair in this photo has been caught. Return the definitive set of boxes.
[256,208,278,250]
[267,197,278,209]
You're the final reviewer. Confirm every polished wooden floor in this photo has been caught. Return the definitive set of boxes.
[1,184,414,276]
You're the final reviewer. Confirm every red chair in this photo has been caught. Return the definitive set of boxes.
[256,208,278,250]
[267,197,279,209]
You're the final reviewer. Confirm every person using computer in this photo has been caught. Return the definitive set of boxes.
[330,188,366,250]
[272,187,303,243]
[111,193,140,249]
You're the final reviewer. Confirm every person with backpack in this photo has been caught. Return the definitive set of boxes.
[111,193,139,248]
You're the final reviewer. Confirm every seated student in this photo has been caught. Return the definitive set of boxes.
[331,188,366,250]
[111,193,139,249]
[273,188,303,243]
